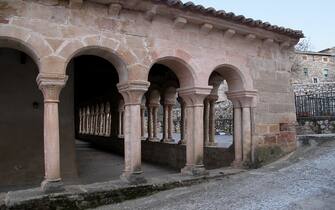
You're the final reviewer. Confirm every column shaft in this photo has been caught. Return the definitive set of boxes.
[233,107,243,163]
[242,107,252,161]
[43,102,61,181]
[168,105,173,140]
[208,100,217,146]
[162,104,168,141]
[147,106,152,140]
[152,106,158,140]
[203,99,209,145]
[140,107,145,139]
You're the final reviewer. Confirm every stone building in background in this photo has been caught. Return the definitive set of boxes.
[292,47,335,95]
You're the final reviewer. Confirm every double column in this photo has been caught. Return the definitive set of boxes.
[117,81,150,184]
[147,103,159,141]
[204,95,218,147]
[37,74,68,192]
[162,103,174,143]
[227,91,257,166]
[179,87,212,176]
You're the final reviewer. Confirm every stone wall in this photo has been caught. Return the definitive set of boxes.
[84,138,234,170]
[297,119,335,135]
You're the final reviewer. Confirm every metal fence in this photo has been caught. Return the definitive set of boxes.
[295,91,335,121]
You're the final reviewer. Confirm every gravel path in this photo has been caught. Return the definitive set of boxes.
[93,141,335,210]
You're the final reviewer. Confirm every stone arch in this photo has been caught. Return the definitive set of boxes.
[0,37,40,70]
[61,44,128,82]
[0,26,55,70]
[209,64,253,92]
[149,56,197,88]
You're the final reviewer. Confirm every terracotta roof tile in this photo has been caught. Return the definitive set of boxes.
[153,0,304,38]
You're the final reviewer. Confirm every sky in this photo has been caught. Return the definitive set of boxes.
[181,0,335,51]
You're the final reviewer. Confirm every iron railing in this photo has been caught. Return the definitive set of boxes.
[295,91,335,121]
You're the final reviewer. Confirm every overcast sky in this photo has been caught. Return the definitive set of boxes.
[181,0,335,51]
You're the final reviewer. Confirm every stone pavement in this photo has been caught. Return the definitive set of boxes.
[94,141,335,210]
[71,141,177,185]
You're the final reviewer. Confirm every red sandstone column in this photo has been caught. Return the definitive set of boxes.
[152,105,159,141]
[168,104,173,140]
[117,81,149,184]
[179,87,212,176]
[162,103,169,141]
[179,99,186,144]
[203,98,210,145]
[37,74,67,192]
[147,105,153,140]
[140,105,146,140]
[208,96,218,146]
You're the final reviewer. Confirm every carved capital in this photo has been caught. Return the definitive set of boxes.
[117,80,150,105]
[36,74,68,103]
[178,86,212,107]
[226,90,258,108]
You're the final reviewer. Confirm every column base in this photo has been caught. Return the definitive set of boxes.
[205,142,217,147]
[149,137,160,142]
[231,160,244,168]
[120,171,147,185]
[41,179,64,193]
[118,135,124,139]
[141,137,146,141]
[161,138,175,143]
[178,139,186,145]
[181,165,209,176]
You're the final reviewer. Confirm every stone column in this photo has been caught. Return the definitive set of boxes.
[167,104,174,141]
[178,99,186,144]
[152,105,159,141]
[117,81,150,184]
[179,87,212,176]
[203,98,210,145]
[231,99,243,166]
[207,96,218,146]
[147,105,153,140]
[118,110,123,138]
[162,103,174,143]
[37,74,67,192]
[140,105,146,140]
[227,91,257,164]
[242,106,252,161]
[162,103,169,141]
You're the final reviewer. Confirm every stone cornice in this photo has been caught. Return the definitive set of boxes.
[44,0,301,46]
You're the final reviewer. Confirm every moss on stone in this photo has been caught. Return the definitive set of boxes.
[252,146,284,168]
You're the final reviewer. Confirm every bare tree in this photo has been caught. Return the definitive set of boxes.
[295,38,313,52]
[291,38,313,75]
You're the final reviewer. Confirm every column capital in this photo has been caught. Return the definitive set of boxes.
[178,86,212,106]
[207,94,219,102]
[226,90,258,108]
[117,80,150,105]
[36,74,68,102]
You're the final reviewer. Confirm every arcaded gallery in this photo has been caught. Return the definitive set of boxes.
[0,0,302,192]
